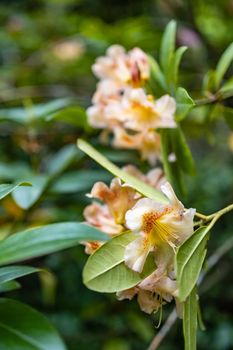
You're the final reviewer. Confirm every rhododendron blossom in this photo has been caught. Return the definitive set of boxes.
[92,45,150,87]
[124,182,195,273]
[82,166,165,254]
[87,44,179,164]
[106,88,176,131]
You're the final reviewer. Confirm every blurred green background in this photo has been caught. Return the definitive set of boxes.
[0,0,233,349]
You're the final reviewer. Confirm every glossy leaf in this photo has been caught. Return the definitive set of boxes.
[176,227,209,302]
[0,298,67,350]
[183,287,197,350]
[0,222,108,266]
[0,183,31,201]
[215,43,233,89]
[77,139,168,203]
[83,232,156,293]
[12,175,49,209]
[0,266,40,284]
[176,87,195,121]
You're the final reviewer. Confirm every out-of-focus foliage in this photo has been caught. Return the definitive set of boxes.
[0,0,232,349]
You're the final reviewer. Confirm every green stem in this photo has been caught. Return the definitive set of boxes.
[195,203,233,224]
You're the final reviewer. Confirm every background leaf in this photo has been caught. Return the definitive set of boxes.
[12,175,49,209]
[0,222,108,266]
[0,266,40,284]
[0,298,67,350]
[0,183,31,201]
[215,43,233,89]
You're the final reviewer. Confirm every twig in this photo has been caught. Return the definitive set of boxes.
[147,308,177,350]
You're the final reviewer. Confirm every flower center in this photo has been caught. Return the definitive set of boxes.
[142,208,176,246]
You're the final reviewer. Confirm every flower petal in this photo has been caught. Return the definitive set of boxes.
[125,236,151,273]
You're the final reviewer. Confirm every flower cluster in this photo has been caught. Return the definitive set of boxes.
[87,45,177,165]
[83,166,195,314]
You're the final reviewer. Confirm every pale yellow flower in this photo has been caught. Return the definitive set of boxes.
[86,80,124,129]
[106,88,176,131]
[124,182,195,273]
[113,128,161,165]
[117,287,162,314]
[82,202,123,254]
[88,178,137,225]
[92,45,150,87]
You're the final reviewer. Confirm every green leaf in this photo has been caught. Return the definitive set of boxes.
[83,232,156,293]
[77,139,168,204]
[12,175,49,209]
[50,170,111,194]
[0,266,40,284]
[223,107,233,130]
[160,20,176,80]
[219,76,233,94]
[176,227,209,302]
[0,163,31,182]
[0,183,31,201]
[183,287,197,350]
[0,281,21,293]
[46,145,82,177]
[0,99,72,125]
[160,129,185,195]
[147,55,167,91]
[170,127,196,175]
[0,298,67,349]
[46,106,90,130]
[172,47,188,87]
[0,222,108,266]
[176,87,195,121]
[215,43,233,89]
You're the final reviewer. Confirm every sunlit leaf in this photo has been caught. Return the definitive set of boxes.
[0,298,67,350]
[77,139,168,203]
